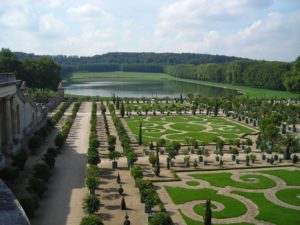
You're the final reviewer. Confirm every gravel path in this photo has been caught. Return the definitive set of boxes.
[31,102,91,225]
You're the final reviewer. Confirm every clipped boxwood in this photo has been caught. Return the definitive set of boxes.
[80,215,104,225]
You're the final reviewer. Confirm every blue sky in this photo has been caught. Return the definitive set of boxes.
[0,0,299,61]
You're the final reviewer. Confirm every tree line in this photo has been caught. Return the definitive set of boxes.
[0,48,61,90]
[165,57,300,92]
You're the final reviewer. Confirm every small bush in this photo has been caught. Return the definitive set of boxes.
[149,212,173,225]
[33,163,51,182]
[43,153,55,169]
[47,147,58,157]
[86,176,99,194]
[87,151,100,165]
[13,148,28,170]
[86,165,100,178]
[26,177,47,198]
[80,215,104,225]
[131,165,143,180]
[28,135,43,153]
[55,132,65,148]
[83,194,100,214]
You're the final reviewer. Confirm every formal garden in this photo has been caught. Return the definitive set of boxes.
[157,167,300,225]
[125,115,256,144]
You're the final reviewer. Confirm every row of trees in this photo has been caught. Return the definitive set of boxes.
[165,57,300,92]
[0,48,61,90]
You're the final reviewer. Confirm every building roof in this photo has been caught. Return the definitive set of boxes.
[0,179,30,225]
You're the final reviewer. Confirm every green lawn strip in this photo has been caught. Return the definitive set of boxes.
[165,186,247,219]
[189,172,276,189]
[63,72,300,99]
[233,191,300,225]
[186,181,200,186]
[276,188,300,206]
[179,209,253,225]
[259,170,300,186]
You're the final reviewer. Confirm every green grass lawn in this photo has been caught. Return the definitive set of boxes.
[189,172,276,189]
[165,187,247,219]
[63,71,300,98]
[234,191,300,225]
[276,188,300,206]
[179,210,254,225]
[125,115,255,144]
[259,169,300,186]
[186,181,200,186]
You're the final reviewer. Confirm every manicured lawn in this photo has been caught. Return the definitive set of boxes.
[276,188,300,206]
[179,209,254,225]
[186,181,200,186]
[189,172,277,189]
[259,169,300,186]
[234,191,300,225]
[125,115,255,144]
[165,187,247,219]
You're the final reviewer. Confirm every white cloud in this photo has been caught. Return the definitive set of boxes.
[67,3,113,23]
[0,10,30,28]
[39,14,66,33]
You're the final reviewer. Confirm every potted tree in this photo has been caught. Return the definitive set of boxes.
[109,151,121,169]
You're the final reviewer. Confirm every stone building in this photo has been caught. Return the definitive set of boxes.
[0,73,46,168]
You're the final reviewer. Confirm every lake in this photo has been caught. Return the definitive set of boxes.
[64,79,239,98]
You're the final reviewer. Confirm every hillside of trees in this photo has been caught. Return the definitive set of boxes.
[0,49,61,90]
[165,57,300,92]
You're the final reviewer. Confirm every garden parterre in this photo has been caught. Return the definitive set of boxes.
[125,115,256,144]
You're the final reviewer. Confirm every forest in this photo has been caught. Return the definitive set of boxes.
[0,49,61,90]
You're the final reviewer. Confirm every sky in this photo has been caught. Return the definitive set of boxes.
[0,0,299,61]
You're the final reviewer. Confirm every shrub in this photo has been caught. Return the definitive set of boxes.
[87,151,100,165]
[28,135,43,153]
[13,148,29,170]
[108,135,117,145]
[26,177,47,198]
[86,165,100,178]
[55,132,65,148]
[0,167,19,182]
[148,152,156,167]
[86,176,99,194]
[83,194,100,214]
[33,163,51,182]
[80,215,104,225]
[47,147,58,157]
[19,197,38,218]
[130,165,143,180]
[90,139,100,149]
[43,153,55,169]
[121,196,126,210]
[149,212,173,225]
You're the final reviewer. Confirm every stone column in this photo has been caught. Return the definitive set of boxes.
[11,97,18,140]
[4,97,13,154]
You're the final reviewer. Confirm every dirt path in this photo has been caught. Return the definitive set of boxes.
[31,102,91,225]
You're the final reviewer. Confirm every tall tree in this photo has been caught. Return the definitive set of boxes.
[204,199,212,225]
[120,101,125,117]
[138,122,142,145]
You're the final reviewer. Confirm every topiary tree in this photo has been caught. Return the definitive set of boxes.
[28,135,42,153]
[123,212,131,225]
[118,184,124,195]
[33,163,51,182]
[43,153,55,169]
[138,122,142,145]
[204,199,212,225]
[47,147,58,157]
[26,177,47,198]
[87,151,100,165]
[117,172,121,184]
[121,196,127,210]
[80,215,104,225]
[55,132,65,148]
[148,152,156,167]
[149,212,173,225]
[13,148,28,170]
[130,165,143,180]
[86,176,99,195]
[83,194,100,214]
